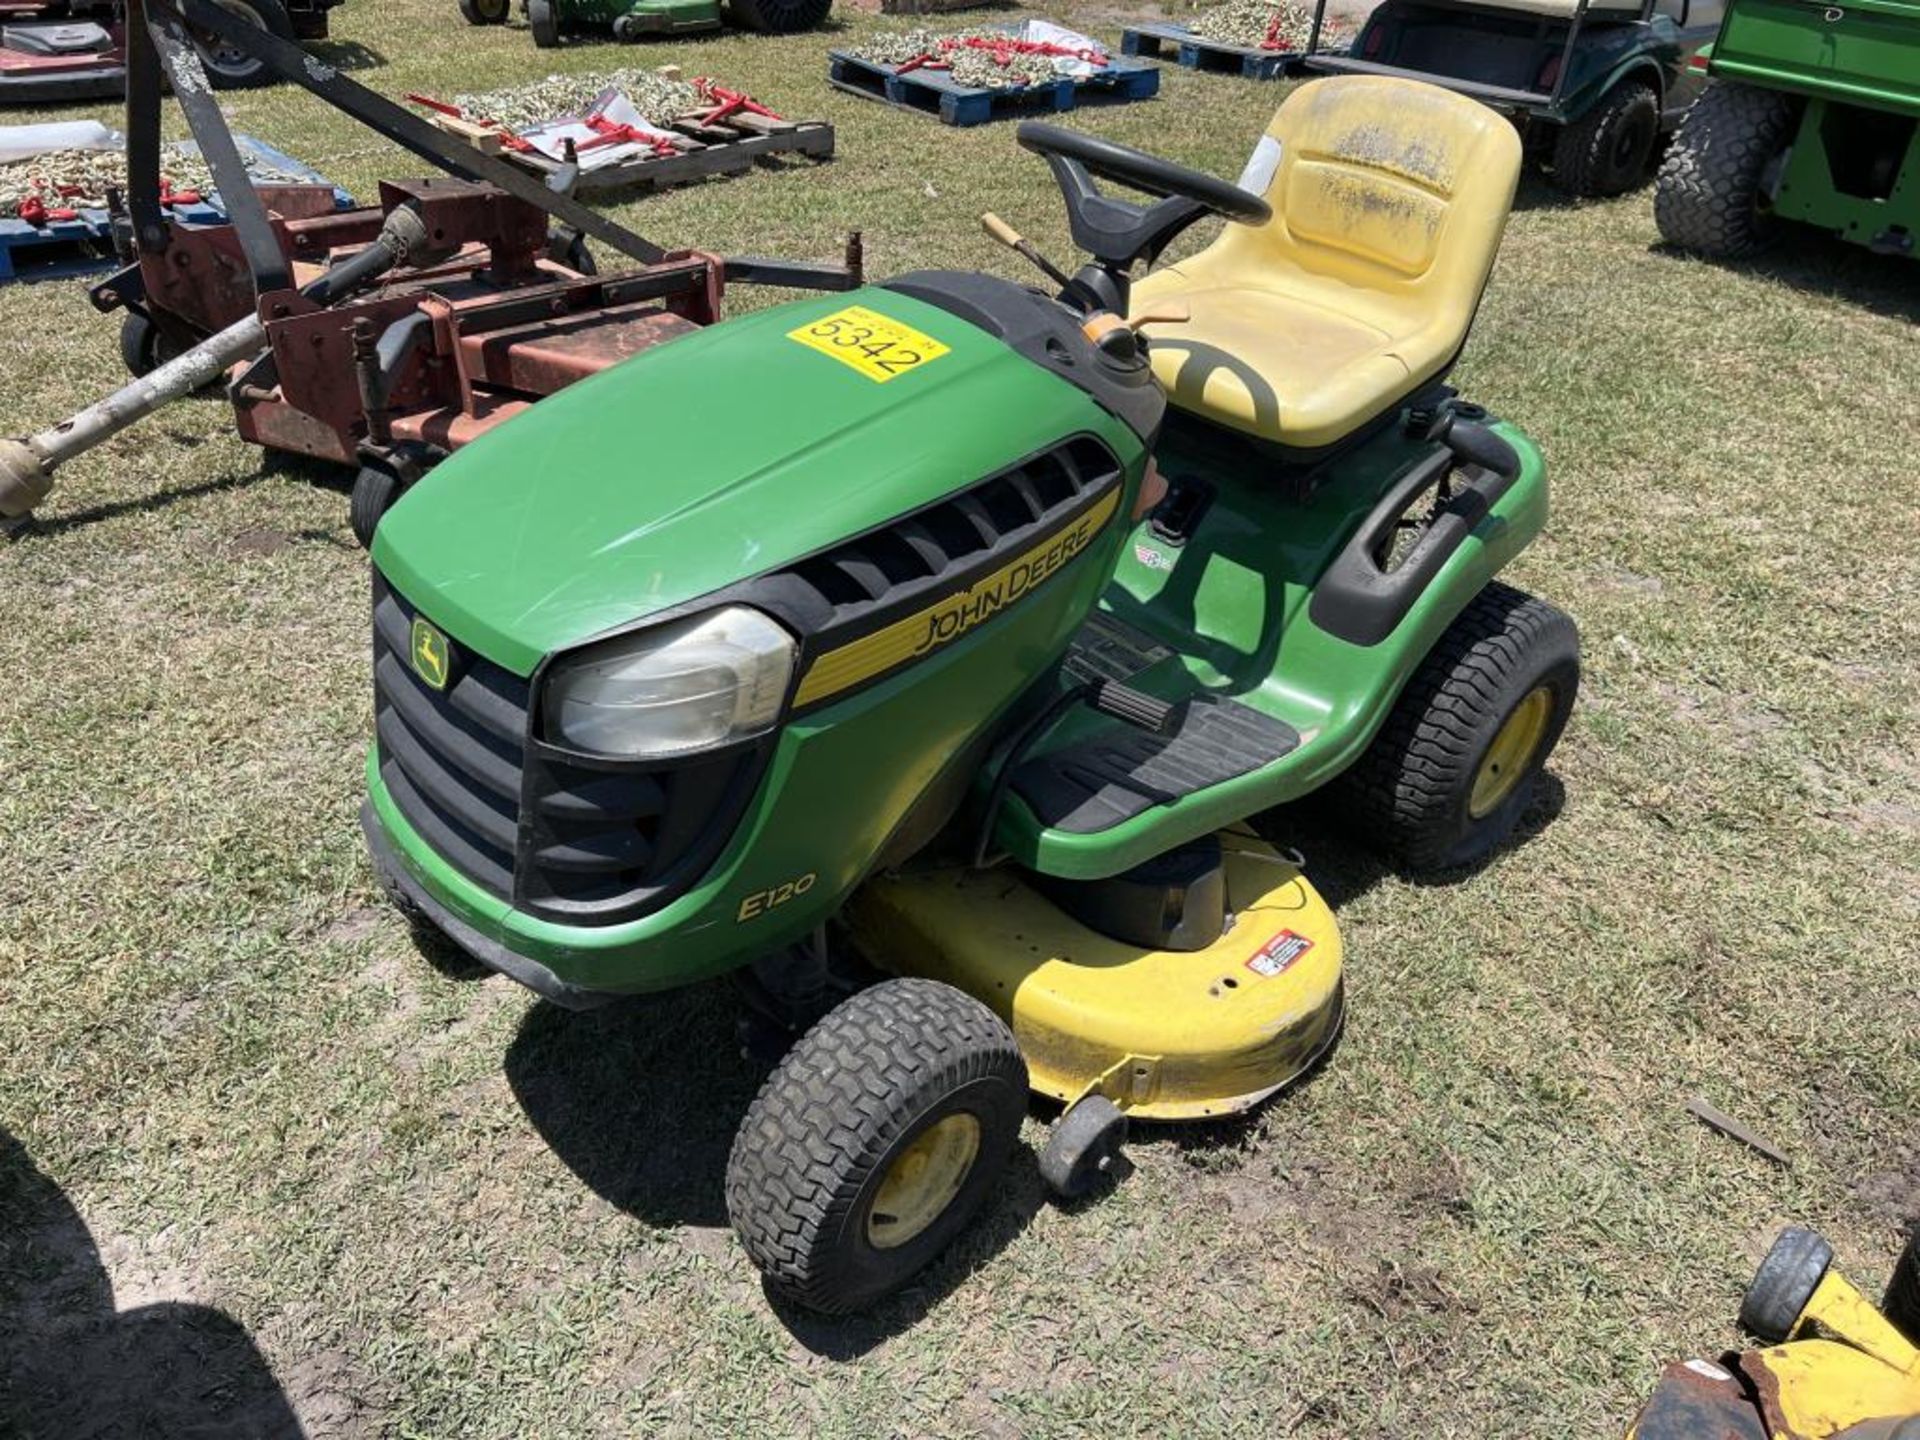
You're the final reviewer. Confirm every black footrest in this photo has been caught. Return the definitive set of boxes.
[1013,695,1299,835]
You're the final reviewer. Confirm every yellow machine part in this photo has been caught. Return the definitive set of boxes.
[845,837,1344,1122]
[1760,1271,1920,1438]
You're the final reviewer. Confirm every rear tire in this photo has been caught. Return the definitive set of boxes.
[1328,581,1580,872]
[1655,81,1801,257]
[1552,79,1661,197]
[726,0,831,33]
[527,0,561,45]
[726,978,1027,1314]
[459,0,511,21]
[195,0,295,90]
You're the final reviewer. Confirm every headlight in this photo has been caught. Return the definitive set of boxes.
[542,606,796,760]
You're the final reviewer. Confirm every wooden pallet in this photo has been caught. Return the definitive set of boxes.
[827,49,1159,127]
[0,136,346,285]
[428,110,835,197]
[1119,21,1328,80]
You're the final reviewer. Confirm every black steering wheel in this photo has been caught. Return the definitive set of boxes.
[1016,122,1272,274]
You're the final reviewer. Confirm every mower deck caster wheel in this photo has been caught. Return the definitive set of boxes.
[1741,1226,1834,1344]
[726,978,1027,1314]
[350,465,404,550]
[458,0,510,21]
[1040,1095,1127,1201]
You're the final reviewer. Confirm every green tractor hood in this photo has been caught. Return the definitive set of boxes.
[372,287,1133,675]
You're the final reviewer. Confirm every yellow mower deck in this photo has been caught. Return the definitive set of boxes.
[846,836,1343,1122]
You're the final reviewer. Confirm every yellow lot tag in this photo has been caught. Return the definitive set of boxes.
[787,305,951,383]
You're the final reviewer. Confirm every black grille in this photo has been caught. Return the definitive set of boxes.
[743,434,1125,709]
[372,574,766,925]
[373,576,528,899]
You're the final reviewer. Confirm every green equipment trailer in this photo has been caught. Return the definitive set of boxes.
[1655,0,1919,258]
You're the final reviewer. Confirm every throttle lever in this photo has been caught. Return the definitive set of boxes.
[981,211,1074,290]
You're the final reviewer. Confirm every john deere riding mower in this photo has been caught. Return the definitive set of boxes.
[1629,1224,1920,1438]
[1654,0,1918,259]
[458,0,830,45]
[363,75,1581,1312]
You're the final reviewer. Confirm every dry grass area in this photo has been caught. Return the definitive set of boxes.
[1,2,1916,1435]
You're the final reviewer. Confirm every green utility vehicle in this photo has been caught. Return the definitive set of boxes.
[362,76,1582,1313]
[457,0,828,44]
[1655,0,1918,258]
[1304,0,1716,196]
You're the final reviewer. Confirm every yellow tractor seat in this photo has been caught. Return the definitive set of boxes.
[1132,76,1523,453]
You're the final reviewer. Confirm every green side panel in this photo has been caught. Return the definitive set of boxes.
[1712,0,1920,115]
[1772,95,1920,245]
[367,500,1131,993]
[371,287,1118,675]
[561,0,721,26]
[997,421,1550,881]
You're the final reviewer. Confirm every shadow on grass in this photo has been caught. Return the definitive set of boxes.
[308,38,386,70]
[1646,229,1920,324]
[1257,770,1570,913]
[12,468,270,541]
[505,982,757,1230]
[0,1129,303,1439]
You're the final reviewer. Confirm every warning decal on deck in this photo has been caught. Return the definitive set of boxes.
[1246,930,1313,978]
[787,305,951,383]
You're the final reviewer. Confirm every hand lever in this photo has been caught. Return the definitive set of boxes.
[1128,301,1189,331]
[981,212,1074,290]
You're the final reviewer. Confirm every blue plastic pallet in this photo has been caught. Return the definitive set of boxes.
[1120,21,1330,80]
[827,48,1159,127]
[0,135,350,285]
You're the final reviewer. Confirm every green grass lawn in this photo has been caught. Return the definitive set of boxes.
[1,2,1916,1434]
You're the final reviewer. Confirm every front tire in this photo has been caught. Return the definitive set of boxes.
[1329,582,1580,871]
[527,0,561,46]
[726,978,1028,1314]
[1655,81,1800,257]
[459,0,511,21]
[726,0,832,33]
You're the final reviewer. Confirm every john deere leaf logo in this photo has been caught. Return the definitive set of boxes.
[409,616,451,691]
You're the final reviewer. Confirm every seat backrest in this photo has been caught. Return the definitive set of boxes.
[1213,76,1522,329]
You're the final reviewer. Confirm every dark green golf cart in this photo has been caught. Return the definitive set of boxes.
[1654,0,1918,259]
[1303,0,1718,195]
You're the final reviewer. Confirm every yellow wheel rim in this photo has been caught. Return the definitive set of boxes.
[866,1113,981,1251]
[1469,686,1553,819]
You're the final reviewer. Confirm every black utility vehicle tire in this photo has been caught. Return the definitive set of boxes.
[727,0,832,34]
[1655,81,1800,257]
[1741,1226,1833,1344]
[349,465,402,551]
[1329,582,1579,871]
[1552,79,1661,197]
[459,0,511,22]
[726,978,1027,1314]
[527,0,561,45]
[1885,1224,1920,1346]
[195,0,296,90]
